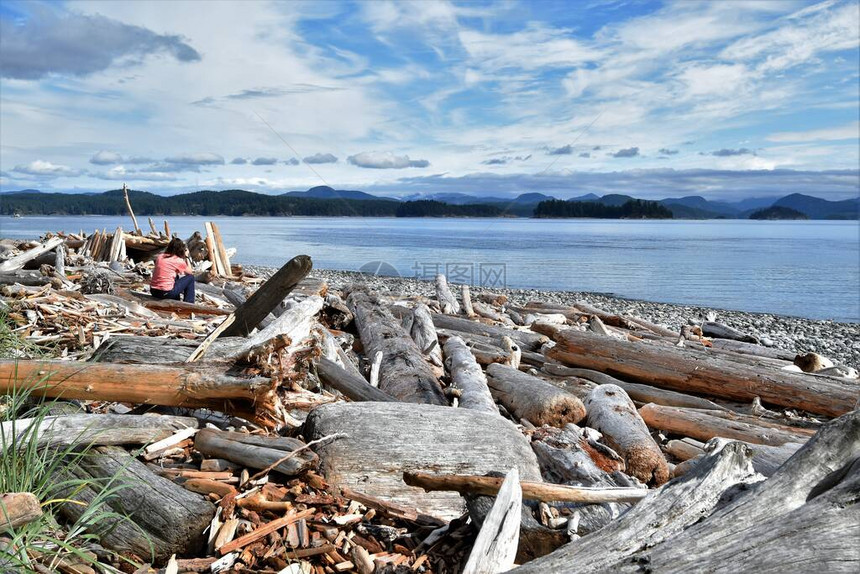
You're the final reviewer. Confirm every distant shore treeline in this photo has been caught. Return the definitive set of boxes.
[0,189,672,219]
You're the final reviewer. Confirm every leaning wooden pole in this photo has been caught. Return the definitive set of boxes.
[122,183,142,236]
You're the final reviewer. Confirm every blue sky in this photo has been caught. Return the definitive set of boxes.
[0,0,858,200]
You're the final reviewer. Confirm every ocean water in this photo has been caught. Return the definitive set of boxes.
[1,216,858,322]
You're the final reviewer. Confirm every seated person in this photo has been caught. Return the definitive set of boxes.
[150,238,195,302]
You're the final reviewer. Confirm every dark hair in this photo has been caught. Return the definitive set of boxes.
[164,237,187,258]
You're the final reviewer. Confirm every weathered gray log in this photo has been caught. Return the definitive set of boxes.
[702,321,758,343]
[410,303,443,367]
[0,237,64,273]
[0,271,55,287]
[461,284,475,317]
[219,255,312,337]
[639,403,810,446]
[59,446,214,562]
[431,313,548,351]
[486,363,586,427]
[322,293,354,329]
[54,244,65,278]
[542,363,727,411]
[1,414,197,455]
[585,385,670,486]
[194,428,318,477]
[435,274,460,314]
[304,402,542,521]
[515,441,760,573]
[443,336,498,414]
[461,468,521,574]
[709,338,796,361]
[347,289,446,405]
[316,358,397,403]
[673,439,803,478]
[618,409,860,572]
[548,329,858,417]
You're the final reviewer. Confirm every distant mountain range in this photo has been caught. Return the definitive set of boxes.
[2,187,857,219]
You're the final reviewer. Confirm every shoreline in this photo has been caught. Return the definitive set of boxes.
[249,265,860,368]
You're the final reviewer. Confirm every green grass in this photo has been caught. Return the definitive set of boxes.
[1,367,148,572]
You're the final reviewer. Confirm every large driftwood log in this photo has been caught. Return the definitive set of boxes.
[619,409,860,572]
[59,446,214,563]
[548,329,858,417]
[639,403,810,446]
[542,364,726,411]
[435,274,460,314]
[431,313,548,352]
[709,338,796,361]
[486,363,586,427]
[1,360,273,410]
[702,321,758,343]
[515,441,760,573]
[585,385,670,486]
[1,413,197,455]
[0,237,64,273]
[347,289,446,405]
[304,402,542,521]
[219,255,312,337]
[316,358,397,403]
[194,429,318,477]
[443,336,498,414]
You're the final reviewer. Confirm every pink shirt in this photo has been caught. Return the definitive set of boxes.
[151,254,190,291]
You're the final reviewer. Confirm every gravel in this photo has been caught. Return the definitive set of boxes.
[247,265,860,369]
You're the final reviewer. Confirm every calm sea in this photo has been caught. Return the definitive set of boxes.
[1,216,858,322]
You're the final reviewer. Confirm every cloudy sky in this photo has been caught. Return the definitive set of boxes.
[1,0,858,200]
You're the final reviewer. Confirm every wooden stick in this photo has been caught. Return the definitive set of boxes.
[122,183,142,235]
[211,222,231,275]
[218,508,316,555]
[403,472,648,504]
[186,315,236,362]
[164,220,171,238]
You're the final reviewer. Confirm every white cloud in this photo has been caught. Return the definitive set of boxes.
[90,150,124,165]
[767,121,860,142]
[12,160,81,177]
[164,153,225,165]
[348,152,430,169]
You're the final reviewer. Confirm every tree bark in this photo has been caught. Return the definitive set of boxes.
[304,402,542,521]
[548,329,858,417]
[219,255,313,337]
[59,446,215,563]
[347,288,446,405]
[0,360,273,410]
[485,363,586,427]
[585,385,670,486]
[443,336,498,414]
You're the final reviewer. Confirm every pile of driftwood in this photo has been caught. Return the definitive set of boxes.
[1,230,859,573]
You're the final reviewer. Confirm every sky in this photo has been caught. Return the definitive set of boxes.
[0,0,858,201]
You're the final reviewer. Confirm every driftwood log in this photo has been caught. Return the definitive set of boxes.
[410,303,444,368]
[59,446,214,563]
[316,358,396,403]
[219,255,312,337]
[486,363,586,427]
[193,429,318,477]
[347,289,446,405]
[0,237,64,273]
[548,329,858,417]
[443,336,498,414]
[639,403,810,446]
[435,274,460,315]
[0,492,42,532]
[304,402,542,520]
[460,468,520,574]
[1,413,197,455]
[431,313,547,352]
[585,385,670,486]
